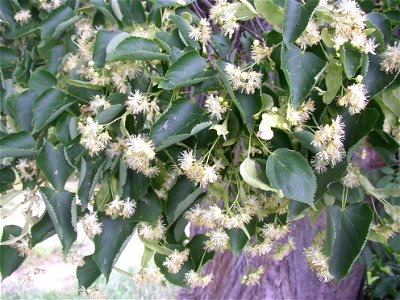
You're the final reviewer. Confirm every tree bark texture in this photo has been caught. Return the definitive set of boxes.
[179,217,365,300]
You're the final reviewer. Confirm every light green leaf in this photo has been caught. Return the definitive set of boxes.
[254,0,284,26]
[340,43,362,79]
[93,30,120,68]
[29,69,57,95]
[323,61,342,104]
[240,157,274,192]
[169,15,199,49]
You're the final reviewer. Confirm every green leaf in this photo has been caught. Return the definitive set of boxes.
[37,141,74,191]
[150,98,211,151]
[40,6,74,43]
[0,225,27,280]
[159,51,208,90]
[67,79,103,90]
[323,61,343,104]
[133,190,162,223]
[93,216,136,281]
[32,89,74,133]
[0,47,18,69]
[381,86,400,117]
[368,130,399,153]
[116,0,145,25]
[281,45,327,108]
[342,108,379,150]
[283,0,319,45]
[235,92,262,130]
[187,234,214,269]
[0,131,37,158]
[293,130,321,153]
[287,200,309,222]
[53,15,84,38]
[240,157,274,192]
[39,187,77,257]
[30,212,56,248]
[108,36,168,61]
[254,0,284,26]
[367,12,392,46]
[122,169,150,200]
[340,43,362,79]
[227,228,248,256]
[363,54,399,97]
[78,157,106,211]
[169,15,199,49]
[93,29,120,68]
[97,105,124,124]
[77,255,102,289]
[7,91,36,132]
[266,148,316,206]
[29,69,57,95]
[166,177,203,225]
[315,161,348,200]
[0,167,15,193]
[328,203,373,281]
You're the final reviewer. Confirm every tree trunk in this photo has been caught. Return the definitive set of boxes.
[179,217,365,300]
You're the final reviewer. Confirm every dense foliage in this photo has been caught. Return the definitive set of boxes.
[0,0,399,293]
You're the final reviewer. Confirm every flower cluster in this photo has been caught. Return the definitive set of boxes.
[163,249,190,274]
[89,95,111,114]
[123,134,158,177]
[204,95,229,120]
[225,64,263,94]
[189,18,212,45]
[39,0,64,12]
[241,266,264,286]
[204,228,230,253]
[303,232,333,282]
[15,159,37,181]
[80,213,103,238]
[125,90,159,117]
[251,40,271,64]
[138,218,166,240]
[78,117,111,156]
[380,42,400,74]
[184,270,214,288]
[342,163,361,188]
[179,150,223,188]
[297,20,321,50]
[10,237,31,257]
[131,267,163,285]
[337,83,368,115]
[286,100,315,126]
[14,10,32,25]
[311,116,346,174]
[105,197,136,219]
[331,0,377,54]
[210,0,239,38]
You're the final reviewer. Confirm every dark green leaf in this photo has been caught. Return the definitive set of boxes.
[158,51,207,90]
[77,255,102,289]
[0,131,37,158]
[188,234,214,269]
[0,47,18,69]
[30,212,56,247]
[340,43,362,79]
[0,225,27,280]
[281,45,327,108]
[40,6,74,43]
[342,108,379,150]
[97,105,124,124]
[150,98,211,151]
[93,217,136,281]
[108,36,168,61]
[133,190,162,223]
[29,69,57,95]
[166,177,203,225]
[228,228,248,256]
[323,61,342,104]
[266,148,316,206]
[0,167,15,192]
[122,169,150,200]
[363,54,399,97]
[235,92,262,131]
[154,252,193,287]
[283,0,319,45]
[293,130,320,153]
[39,187,77,257]
[287,200,309,222]
[315,161,348,200]
[32,89,74,133]
[93,29,120,67]
[7,91,36,132]
[37,141,74,191]
[169,15,199,49]
[367,13,392,46]
[328,203,373,281]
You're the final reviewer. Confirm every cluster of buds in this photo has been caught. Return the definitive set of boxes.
[251,40,271,64]
[241,266,264,286]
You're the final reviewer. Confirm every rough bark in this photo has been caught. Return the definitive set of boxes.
[179,217,365,300]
